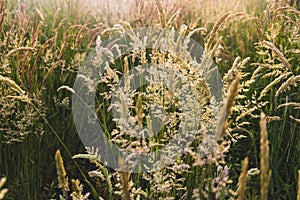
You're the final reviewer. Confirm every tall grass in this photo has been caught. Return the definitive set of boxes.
[0,0,299,199]
[0,0,104,198]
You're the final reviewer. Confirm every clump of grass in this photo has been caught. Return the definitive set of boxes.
[73,147,112,200]
[55,150,92,200]
[0,74,39,143]
[0,0,107,197]
[1,0,299,199]
[64,1,299,199]
[72,9,234,198]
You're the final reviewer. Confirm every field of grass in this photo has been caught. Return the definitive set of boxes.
[0,0,300,199]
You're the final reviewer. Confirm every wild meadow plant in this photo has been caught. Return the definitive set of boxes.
[67,3,241,199]
[0,0,106,198]
[68,1,300,199]
[64,27,248,199]
[0,0,299,199]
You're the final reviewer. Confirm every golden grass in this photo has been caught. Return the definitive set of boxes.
[71,179,90,200]
[259,112,272,200]
[119,158,131,200]
[1,0,299,199]
[237,157,249,200]
[155,0,166,27]
[217,72,241,138]
[55,149,69,193]
[297,170,300,200]
[262,41,291,69]
[0,177,8,200]
[205,12,231,53]
[0,0,5,35]
[0,75,25,95]
[276,75,300,97]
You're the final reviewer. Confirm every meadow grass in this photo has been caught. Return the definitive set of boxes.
[0,0,299,199]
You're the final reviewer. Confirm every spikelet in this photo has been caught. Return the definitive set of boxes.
[259,112,272,200]
[166,9,181,28]
[262,40,291,69]
[208,36,222,57]
[136,94,143,128]
[35,8,44,21]
[0,177,7,189]
[0,177,8,200]
[187,27,207,38]
[297,170,300,200]
[259,72,293,100]
[55,149,69,192]
[0,75,25,94]
[235,107,257,122]
[123,56,130,92]
[237,157,249,200]
[71,179,82,197]
[276,75,300,97]
[266,116,281,123]
[52,7,61,27]
[71,179,90,200]
[57,85,76,94]
[0,75,30,103]
[0,0,5,35]
[205,12,231,52]
[6,47,36,58]
[155,0,166,28]
[3,95,30,103]
[216,72,241,138]
[119,158,131,200]
[290,116,300,124]
[277,102,300,109]
[101,24,124,36]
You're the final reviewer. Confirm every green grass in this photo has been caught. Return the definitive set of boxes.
[0,0,299,199]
